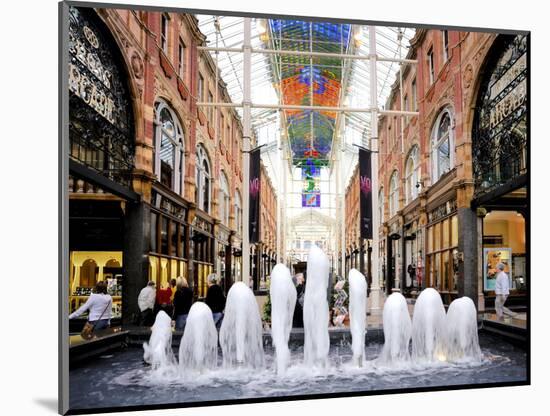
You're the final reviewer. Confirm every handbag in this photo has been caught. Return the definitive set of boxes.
[80,298,112,340]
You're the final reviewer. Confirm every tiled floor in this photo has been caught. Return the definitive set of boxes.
[482,312,527,329]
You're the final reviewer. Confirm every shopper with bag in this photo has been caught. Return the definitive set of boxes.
[69,281,112,339]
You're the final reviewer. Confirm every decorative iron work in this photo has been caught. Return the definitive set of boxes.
[68,6,135,187]
[473,35,527,197]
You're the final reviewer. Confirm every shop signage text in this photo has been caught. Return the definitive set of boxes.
[489,54,527,129]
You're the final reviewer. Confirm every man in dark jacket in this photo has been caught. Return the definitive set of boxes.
[173,277,194,330]
[205,273,226,328]
[292,274,305,328]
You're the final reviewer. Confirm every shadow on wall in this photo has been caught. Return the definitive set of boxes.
[33,398,58,414]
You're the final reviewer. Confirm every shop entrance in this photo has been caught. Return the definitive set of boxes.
[482,203,527,309]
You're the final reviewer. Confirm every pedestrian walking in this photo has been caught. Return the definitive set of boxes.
[173,277,194,330]
[138,281,156,326]
[495,263,517,319]
[205,273,226,328]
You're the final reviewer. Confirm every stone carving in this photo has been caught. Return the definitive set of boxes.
[463,63,474,90]
[131,51,144,79]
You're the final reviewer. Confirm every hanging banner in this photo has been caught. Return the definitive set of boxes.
[249,147,261,243]
[359,148,373,239]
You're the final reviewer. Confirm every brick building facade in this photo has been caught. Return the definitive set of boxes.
[345,29,527,309]
[67,6,278,323]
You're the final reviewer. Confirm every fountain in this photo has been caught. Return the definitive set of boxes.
[377,292,411,365]
[444,297,482,362]
[142,310,176,370]
[269,263,297,375]
[348,268,367,367]
[303,245,330,368]
[71,247,526,411]
[219,281,264,369]
[178,302,218,374]
[411,288,446,362]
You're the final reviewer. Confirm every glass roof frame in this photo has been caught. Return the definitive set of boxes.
[196,14,415,208]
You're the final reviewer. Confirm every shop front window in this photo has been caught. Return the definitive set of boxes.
[149,210,189,288]
[426,212,458,292]
[482,210,526,292]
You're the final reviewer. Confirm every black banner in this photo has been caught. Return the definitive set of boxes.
[359,148,373,239]
[249,147,261,243]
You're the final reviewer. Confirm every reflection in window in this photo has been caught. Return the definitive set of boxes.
[442,30,449,61]
[378,188,385,225]
[428,47,435,84]
[431,108,454,182]
[170,221,177,257]
[235,191,242,233]
[154,101,185,194]
[178,38,186,78]
[161,13,169,53]
[195,145,211,213]
[389,171,399,217]
[161,217,169,255]
[150,212,158,253]
[405,145,420,205]
[219,172,230,225]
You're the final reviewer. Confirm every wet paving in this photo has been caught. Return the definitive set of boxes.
[69,332,527,412]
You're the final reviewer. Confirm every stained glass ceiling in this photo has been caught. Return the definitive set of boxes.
[267,20,351,167]
[196,15,414,170]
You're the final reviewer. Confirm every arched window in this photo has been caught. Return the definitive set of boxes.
[154,101,184,194]
[219,172,230,225]
[405,145,421,205]
[235,190,242,233]
[195,145,211,213]
[378,187,385,225]
[431,108,454,182]
[389,171,399,217]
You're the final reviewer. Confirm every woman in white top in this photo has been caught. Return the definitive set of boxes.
[69,281,112,330]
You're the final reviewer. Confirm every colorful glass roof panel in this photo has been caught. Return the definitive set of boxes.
[268,19,352,165]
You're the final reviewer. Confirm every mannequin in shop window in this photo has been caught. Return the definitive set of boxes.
[495,263,517,319]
